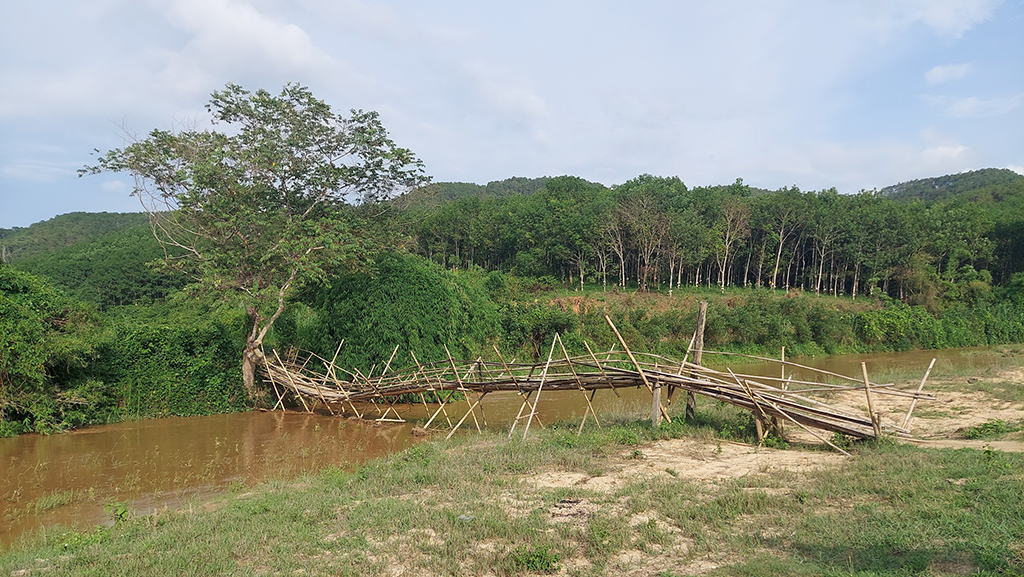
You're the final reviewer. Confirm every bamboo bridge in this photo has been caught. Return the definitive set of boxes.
[260,315,936,455]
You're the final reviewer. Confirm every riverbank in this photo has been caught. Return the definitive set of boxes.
[2,358,1023,576]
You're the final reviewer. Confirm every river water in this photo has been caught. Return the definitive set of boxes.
[1,345,1015,547]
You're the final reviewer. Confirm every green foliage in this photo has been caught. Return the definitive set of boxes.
[499,301,578,359]
[0,212,148,262]
[400,176,550,209]
[964,419,1020,440]
[881,167,1024,202]
[83,82,429,394]
[88,321,248,418]
[1,267,248,435]
[0,265,96,435]
[13,226,186,309]
[854,298,1024,351]
[281,253,500,371]
[503,545,560,574]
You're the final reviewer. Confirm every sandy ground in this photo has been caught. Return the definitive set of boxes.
[518,440,847,576]
[777,365,1024,452]
[508,364,1023,575]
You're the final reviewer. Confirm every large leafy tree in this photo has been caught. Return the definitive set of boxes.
[83,83,428,396]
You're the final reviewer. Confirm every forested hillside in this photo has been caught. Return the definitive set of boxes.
[0,211,147,263]
[880,168,1024,202]
[397,176,551,209]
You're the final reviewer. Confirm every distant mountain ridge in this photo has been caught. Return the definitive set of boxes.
[0,211,148,263]
[397,176,552,209]
[880,168,1024,202]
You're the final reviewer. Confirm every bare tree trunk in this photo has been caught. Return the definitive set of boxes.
[852,262,860,300]
[757,239,767,287]
[744,249,752,287]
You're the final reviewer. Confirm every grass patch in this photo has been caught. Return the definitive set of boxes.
[31,490,76,513]
[964,419,1022,439]
[503,544,560,574]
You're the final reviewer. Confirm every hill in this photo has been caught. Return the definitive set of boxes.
[0,211,148,263]
[12,226,186,309]
[396,176,552,209]
[880,168,1024,203]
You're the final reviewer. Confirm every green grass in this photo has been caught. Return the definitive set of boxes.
[964,419,1023,439]
[30,490,77,513]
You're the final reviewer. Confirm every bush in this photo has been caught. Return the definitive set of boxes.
[88,322,248,418]
[281,253,501,372]
[0,266,97,434]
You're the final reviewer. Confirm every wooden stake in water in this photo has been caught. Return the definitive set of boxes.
[523,337,558,440]
[555,334,600,434]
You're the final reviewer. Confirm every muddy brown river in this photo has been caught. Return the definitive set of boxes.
[0,346,1013,547]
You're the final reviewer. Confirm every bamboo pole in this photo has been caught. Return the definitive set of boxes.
[748,389,852,456]
[474,357,488,428]
[861,362,881,438]
[584,341,620,398]
[523,337,558,440]
[354,366,404,423]
[730,369,767,445]
[556,333,600,434]
[773,346,785,435]
[261,347,287,412]
[493,345,524,395]
[413,351,453,429]
[445,345,480,433]
[667,329,698,405]
[901,358,936,432]
[446,392,489,440]
[687,301,707,421]
[605,314,672,425]
[274,349,311,413]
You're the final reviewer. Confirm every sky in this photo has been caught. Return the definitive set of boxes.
[1,0,1022,229]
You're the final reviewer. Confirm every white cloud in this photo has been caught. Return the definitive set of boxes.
[948,93,1024,117]
[863,0,1002,39]
[926,63,972,84]
[164,0,335,74]
[1008,165,1024,176]
[922,143,970,162]
[913,0,1002,37]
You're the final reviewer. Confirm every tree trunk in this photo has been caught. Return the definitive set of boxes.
[242,343,260,397]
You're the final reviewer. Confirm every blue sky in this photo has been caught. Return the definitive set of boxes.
[1,0,1022,228]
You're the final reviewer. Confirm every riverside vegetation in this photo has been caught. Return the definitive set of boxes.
[3,166,1024,434]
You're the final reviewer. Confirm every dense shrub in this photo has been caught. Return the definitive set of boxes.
[0,266,96,435]
[1,267,248,435]
[279,253,501,372]
[88,322,247,418]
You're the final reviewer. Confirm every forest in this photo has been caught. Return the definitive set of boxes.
[398,168,1024,303]
[2,167,1024,436]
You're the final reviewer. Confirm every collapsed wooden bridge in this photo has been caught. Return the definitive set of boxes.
[261,315,935,454]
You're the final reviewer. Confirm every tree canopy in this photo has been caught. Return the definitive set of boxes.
[82,83,429,394]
